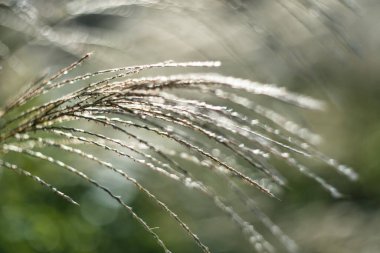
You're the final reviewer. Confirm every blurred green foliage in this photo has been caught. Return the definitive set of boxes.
[0,1,380,252]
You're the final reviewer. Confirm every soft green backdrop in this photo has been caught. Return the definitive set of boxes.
[0,1,379,252]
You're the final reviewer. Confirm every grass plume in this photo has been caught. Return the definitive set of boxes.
[0,52,357,253]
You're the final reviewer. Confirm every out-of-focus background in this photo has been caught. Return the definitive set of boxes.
[0,1,379,252]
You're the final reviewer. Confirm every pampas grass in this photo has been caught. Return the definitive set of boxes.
[0,52,357,253]
[0,0,369,252]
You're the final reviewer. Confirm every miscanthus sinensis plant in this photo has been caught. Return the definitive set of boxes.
[0,52,358,253]
[0,1,364,252]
